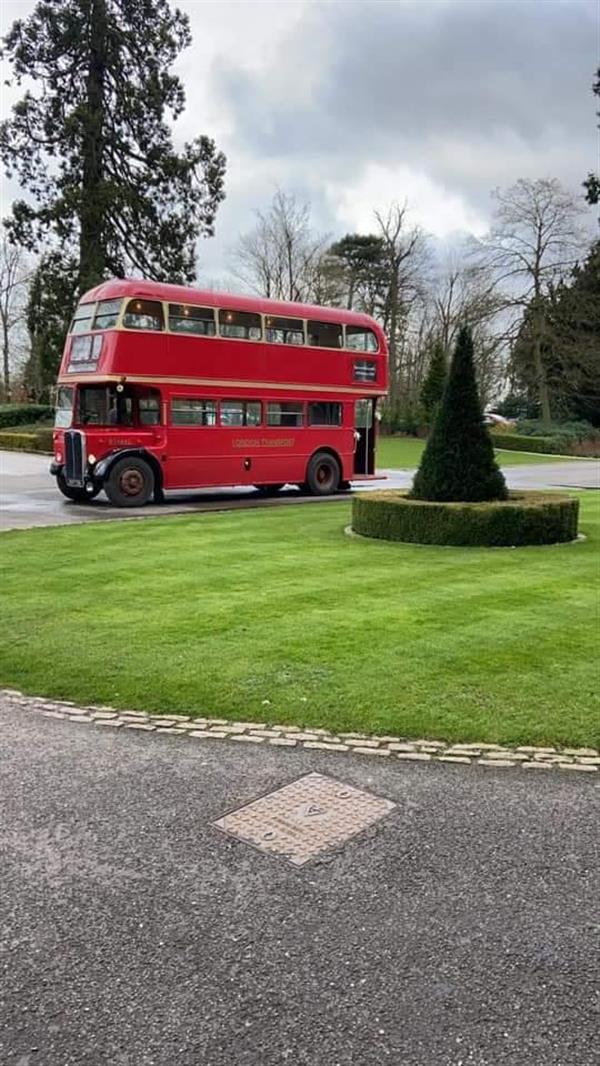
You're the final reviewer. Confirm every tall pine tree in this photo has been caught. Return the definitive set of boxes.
[411,326,507,502]
[0,0,226,294]
[419,340,447,423]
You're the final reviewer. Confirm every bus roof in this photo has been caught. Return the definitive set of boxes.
[80,278,382,331]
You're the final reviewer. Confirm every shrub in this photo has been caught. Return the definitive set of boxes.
[411,326,507,502]
[490,432,562,454]
[0,429,54,453]
[0,403,53,429]
[516,419,596,441]
[352,491,579,547]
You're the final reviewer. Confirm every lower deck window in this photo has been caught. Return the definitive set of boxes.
[220,400,261,427]
[138,393,161,425]
[171,398,217,426]
[308,402,342,426]
[54,386,74,428]
[78,385,133,426]
[267,402,304,428]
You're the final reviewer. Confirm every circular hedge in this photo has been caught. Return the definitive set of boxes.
[352,491,579,547]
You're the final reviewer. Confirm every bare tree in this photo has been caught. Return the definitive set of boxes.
[481,178,589,423]
[232,190,329,302]
[374,203,429,404]
[0,237,31,401]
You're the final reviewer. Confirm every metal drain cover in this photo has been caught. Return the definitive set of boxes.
[213,772,396,866]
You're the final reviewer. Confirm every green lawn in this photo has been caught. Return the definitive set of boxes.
[1,494,598,747]
[376,435,578,470]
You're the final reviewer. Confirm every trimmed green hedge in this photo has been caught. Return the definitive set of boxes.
[0,429,54,454]
[489,432,562,454]
[352,491,579,547]
[0,404,53,429]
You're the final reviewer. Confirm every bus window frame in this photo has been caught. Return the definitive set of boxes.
[68,296,383,356]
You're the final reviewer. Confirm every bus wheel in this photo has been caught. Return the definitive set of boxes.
[306,452,340,496]
[255,484,284,496]
[105,457,154,507]
[57,474,99,503]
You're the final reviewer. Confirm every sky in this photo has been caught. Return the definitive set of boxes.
[1,0,598,287]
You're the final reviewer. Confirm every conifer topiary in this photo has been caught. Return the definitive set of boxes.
[411,325,508,502]
[419,340,447,423]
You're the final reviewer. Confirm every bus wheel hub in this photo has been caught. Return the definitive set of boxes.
[120,468,144,496]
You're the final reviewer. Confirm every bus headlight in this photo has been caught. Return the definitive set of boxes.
[88,454,97,466]
[55,451,62,463]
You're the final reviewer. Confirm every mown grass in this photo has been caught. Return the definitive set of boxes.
[376,435,579,470]
[1,494,598,747]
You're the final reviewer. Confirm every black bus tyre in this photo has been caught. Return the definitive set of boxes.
[104,457,154,507]
[306,452,340,496]
[57,473,99,503]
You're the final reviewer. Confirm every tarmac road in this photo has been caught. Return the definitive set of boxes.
[1,701,598,1066]
[1,449,598,530]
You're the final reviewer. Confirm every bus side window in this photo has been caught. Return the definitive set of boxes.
[168,304,216,336]
[171,398,217,426]
[123,300,165,331]
[221,401,261,427]
[265,316,304,345]
[219,309,262,340]
[308,402,342,426]
[345,326,379,352]
[267,402,304,427]
[139,393,161,425]
[307,321,343,349]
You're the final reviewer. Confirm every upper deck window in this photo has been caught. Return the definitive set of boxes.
[92,299,122,331]
[169,303,216,336]
[346,325,379,353]
[307,320,343,349]
[123,299,164,332]
[70,303,95,334]
[265,316,304,345]
[219,309,262,341]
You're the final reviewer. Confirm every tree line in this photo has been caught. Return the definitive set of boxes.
[1,1,597,433]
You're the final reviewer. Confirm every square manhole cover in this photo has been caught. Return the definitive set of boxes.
[213,772,396,866]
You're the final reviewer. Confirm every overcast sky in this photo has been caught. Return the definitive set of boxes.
[1,0,598,286]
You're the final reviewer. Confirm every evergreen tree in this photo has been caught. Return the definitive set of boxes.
[25,252,78,400]
[0,0,226,294]
[419,340,447,423]
[510,241,600,425]
[583,69,599,207]
[411,326,507,502]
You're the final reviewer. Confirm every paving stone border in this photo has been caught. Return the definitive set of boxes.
[2,689,598,774]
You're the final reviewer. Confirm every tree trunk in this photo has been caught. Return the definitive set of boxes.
[532,295,552,425]
[79,0,108,294]
[1,311,10,402]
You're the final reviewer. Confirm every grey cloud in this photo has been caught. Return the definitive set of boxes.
[213,0,597,208]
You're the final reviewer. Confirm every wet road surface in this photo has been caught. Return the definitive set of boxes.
[1,450,598,531]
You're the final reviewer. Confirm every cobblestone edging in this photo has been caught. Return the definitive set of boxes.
[2,689,599,774]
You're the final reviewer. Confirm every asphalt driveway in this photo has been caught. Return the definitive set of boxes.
[1,450,598,529]
[1,701,598,1066]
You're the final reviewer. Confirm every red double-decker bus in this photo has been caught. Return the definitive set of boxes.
[51,278,388,506]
